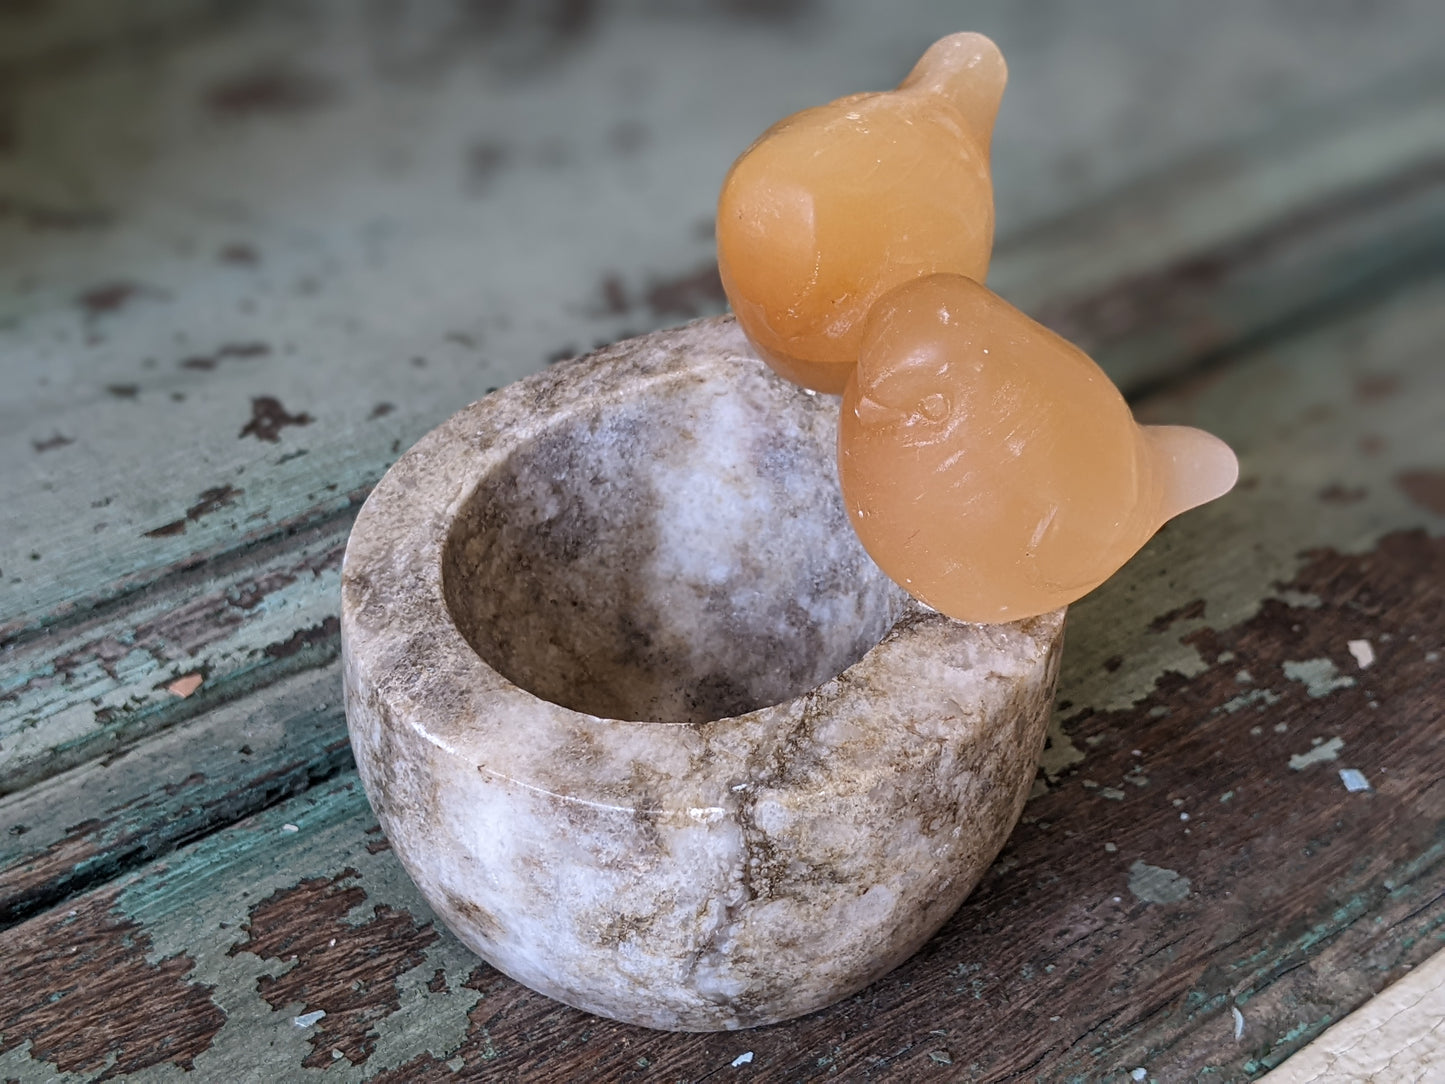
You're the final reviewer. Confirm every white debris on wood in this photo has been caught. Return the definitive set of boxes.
[731,1051,754,1067]
[1347,639,1376,669]
[1339,768,1372,792]
[1289,736,1344,770]
[1132,1068,1148,1081]
[293,1010,326,1027]
[281,823,300,832]
[1233,1006,1246,1041]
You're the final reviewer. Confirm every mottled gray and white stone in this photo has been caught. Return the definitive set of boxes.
[341,316,1065,1031]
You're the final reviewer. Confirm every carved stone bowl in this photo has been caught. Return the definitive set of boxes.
[341,316,1065,1031]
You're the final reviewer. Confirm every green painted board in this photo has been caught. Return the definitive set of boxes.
[5,105,1443,911]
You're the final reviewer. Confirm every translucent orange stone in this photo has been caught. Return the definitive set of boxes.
[838,274,1239,623]
[717,33,1006,394]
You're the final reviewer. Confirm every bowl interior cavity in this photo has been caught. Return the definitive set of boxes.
[442,371,906,724]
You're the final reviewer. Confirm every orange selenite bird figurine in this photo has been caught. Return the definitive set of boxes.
[717,34,1238,623]
[717,32,1006,395]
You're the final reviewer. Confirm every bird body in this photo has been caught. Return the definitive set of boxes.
[839,274,1238,622]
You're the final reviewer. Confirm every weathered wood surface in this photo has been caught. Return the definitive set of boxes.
[7,69,1444,935]
[3,2,1445,1081]
[2,265,1442,1082]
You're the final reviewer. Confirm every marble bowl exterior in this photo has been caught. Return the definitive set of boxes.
[341,316,1064,1031]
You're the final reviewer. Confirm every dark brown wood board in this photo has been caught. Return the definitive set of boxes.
[2,3,1444,1082]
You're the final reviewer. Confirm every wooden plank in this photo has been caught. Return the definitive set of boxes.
[1261,949,1445,1082]
[6,69,1443,804]
[994,70,1445,394]
[0,508,352,796]
[2,261,1441,1080]
[4,1,1444,641]
[0,666,349,928]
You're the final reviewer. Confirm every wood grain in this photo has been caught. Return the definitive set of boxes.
[0,666,350,928]
[0,508,353,796]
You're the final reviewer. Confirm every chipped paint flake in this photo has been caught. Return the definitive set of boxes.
[1282,657,1357,698]
[166,673,205,698]
[1127,861,1191,904]
[1289,736,1345,770]
[732,1051,754,1067]
[1347,639,1376,669]
[1232,1005,1245,1041]
[1220,687,1281,714]
[0,890,225,1075]
[1339,768,1371,792]
[1039,715,1087,779]
[294,1009,327,1027]
[230,868,439,1068]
